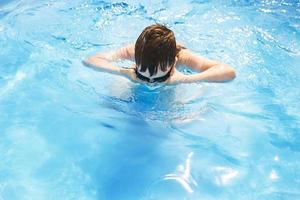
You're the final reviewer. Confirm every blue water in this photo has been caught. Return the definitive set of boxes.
[1,0,300,199]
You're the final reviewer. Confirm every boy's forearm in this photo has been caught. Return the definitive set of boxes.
[177,49,217,72]
[183,64,236,83]
[83,57,121,75]
[87,44,135,62]
[110,44,135,61]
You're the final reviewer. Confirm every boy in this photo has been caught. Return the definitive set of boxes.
[84,24,235,84]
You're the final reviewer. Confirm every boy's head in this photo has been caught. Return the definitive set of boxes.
[135,24,177,77]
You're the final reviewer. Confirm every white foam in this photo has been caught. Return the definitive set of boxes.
[214,166,239,186]
[270,170,279,180]
[0,24,4,32]
[0,71,26,97]
[163,152,197,193]
[274,155,280,161]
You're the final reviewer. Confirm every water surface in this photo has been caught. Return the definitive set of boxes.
[0,0,300,199]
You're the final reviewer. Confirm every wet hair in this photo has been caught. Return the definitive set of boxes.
[135,24,177,76]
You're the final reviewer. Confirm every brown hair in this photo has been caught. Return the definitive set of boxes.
[135,24,177,76]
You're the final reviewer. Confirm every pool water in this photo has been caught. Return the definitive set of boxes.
[1,0,300,199]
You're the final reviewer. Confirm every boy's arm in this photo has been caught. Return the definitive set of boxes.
[175,49,236,83]
[104,44,135,61]
[83,44,135,76]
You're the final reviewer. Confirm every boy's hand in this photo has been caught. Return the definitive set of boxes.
[120,67,138,81]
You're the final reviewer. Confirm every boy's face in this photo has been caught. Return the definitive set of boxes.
[137,57,177,78]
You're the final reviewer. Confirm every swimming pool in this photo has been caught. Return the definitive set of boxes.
[1,0,300,199]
